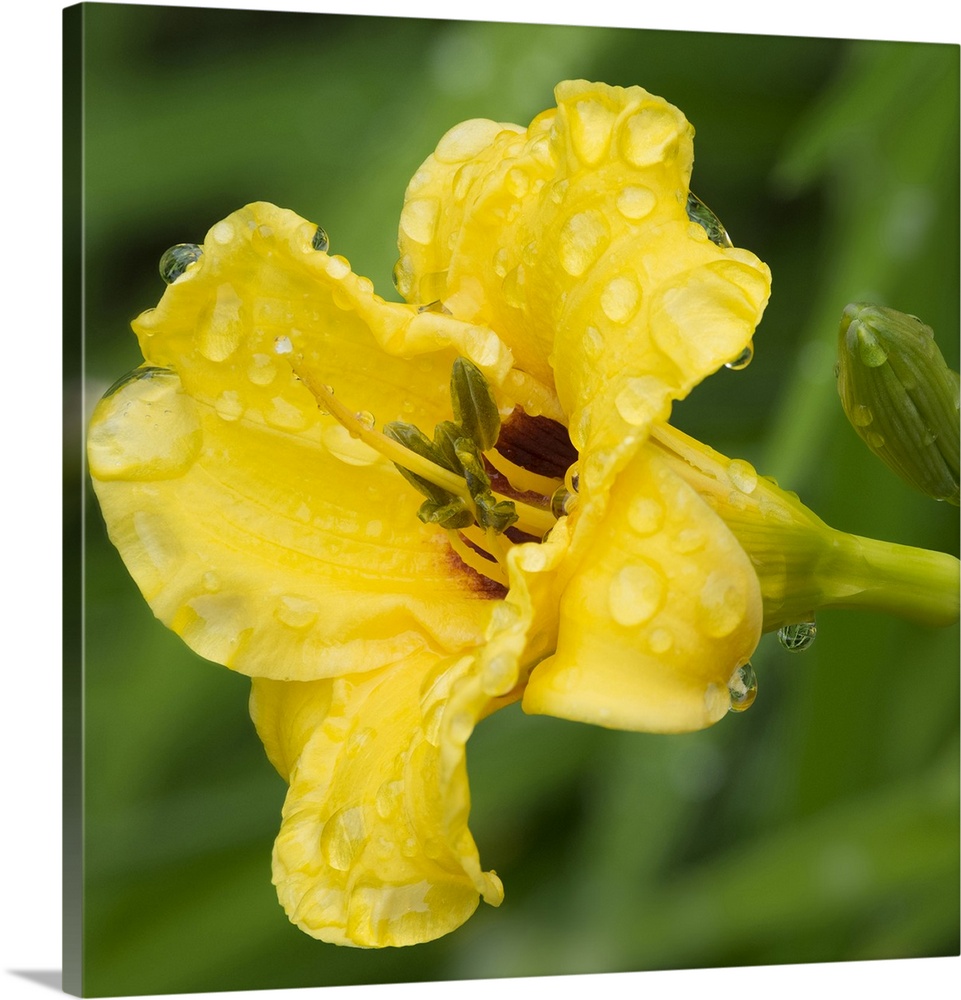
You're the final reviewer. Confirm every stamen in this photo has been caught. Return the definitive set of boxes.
[447,530,510,588]
[284,351,559,541]
[485,447,562,498]
[287,356,471,500]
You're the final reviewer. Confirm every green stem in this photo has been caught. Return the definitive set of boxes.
[817,532,960,628]
[652,423,960,632]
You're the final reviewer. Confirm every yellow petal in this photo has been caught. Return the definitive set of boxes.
[522,442,762,733]
[251,649,503,948]
[397,80,771,490]
[88,203,514,680]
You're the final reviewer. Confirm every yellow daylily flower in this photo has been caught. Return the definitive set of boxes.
[87,80,959,949]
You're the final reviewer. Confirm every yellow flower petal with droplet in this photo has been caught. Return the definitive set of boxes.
[88,203,514,680]
[396,80,771,492]
[523,443,762,732]
[251,648,502,948]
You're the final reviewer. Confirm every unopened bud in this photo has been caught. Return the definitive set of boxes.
[836,303,959,505]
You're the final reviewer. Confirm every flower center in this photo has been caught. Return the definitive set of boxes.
[279,345,577,590]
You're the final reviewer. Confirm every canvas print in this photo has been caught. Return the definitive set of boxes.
[67,3,960,996]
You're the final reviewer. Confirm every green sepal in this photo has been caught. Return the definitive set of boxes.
[837,303,960,505]
[417,497,474,529]
[450,357,501,452]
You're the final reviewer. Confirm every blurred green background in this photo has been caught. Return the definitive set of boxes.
[66,4,960,996]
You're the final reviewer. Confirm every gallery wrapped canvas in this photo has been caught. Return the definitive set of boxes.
[64,2,959,996]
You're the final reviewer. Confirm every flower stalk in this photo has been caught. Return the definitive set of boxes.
[652,423,960,631]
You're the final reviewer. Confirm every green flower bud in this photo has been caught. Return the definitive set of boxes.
[836,303,960,505]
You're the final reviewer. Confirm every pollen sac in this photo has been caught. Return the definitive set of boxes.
[837,303,960,505]
[418,497,474,529]
[450,356,501,452]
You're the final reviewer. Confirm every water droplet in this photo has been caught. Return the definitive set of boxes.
[482,653,515,696]
[274,335,293,354]
[648,627,674,654]
[551,486,575,518]
[698,572,746,638]
[400,196,440,246]
[725,342,754,370]
[686,191,733,248]
[506,166,530,197]
[558,210,610,277]
[214,390,244,421]
[210,221,234,245]
[583,325,604,360]
[608,563,664,627]
[392,255,413,297]
[274,595,319,629]
[565,462,580,495]
[326,255,351,279]
[619,103,682,165]
[857,327,888,368]
[311,225,329,251]
[265,395,309,431]
[600,275,641,324]
[866,430,885,449]
[491,247,510,278]
[320,806,366,871]
[851,403,873,427]
[616,185,657,221]
[672,527,705,554]
[502,264,526,309]
[132,511,183,574]
[198,283,244,362]
[247,353,277,386]
[322,424,383,466]
[101,365,174,399]
[628,496,664,536]
[568,96,615,165]
[346,727,374,758]
[728,662,757,712]
[355,410,375,430]
[777,620,817,652]
[519,545,549,572]
[615,376,666,427]
[159,243,202,284]
[727,458,758,495]
[417,299,451,315]
[375,780,403,820]
[87,367,202,481]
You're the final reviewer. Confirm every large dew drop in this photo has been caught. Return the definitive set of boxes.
[88,367,202,481]
[777,620,817,652]
[159,243,203,284]
[727,662,757,712]
[725,342,754,370]
[311,225,330,252]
